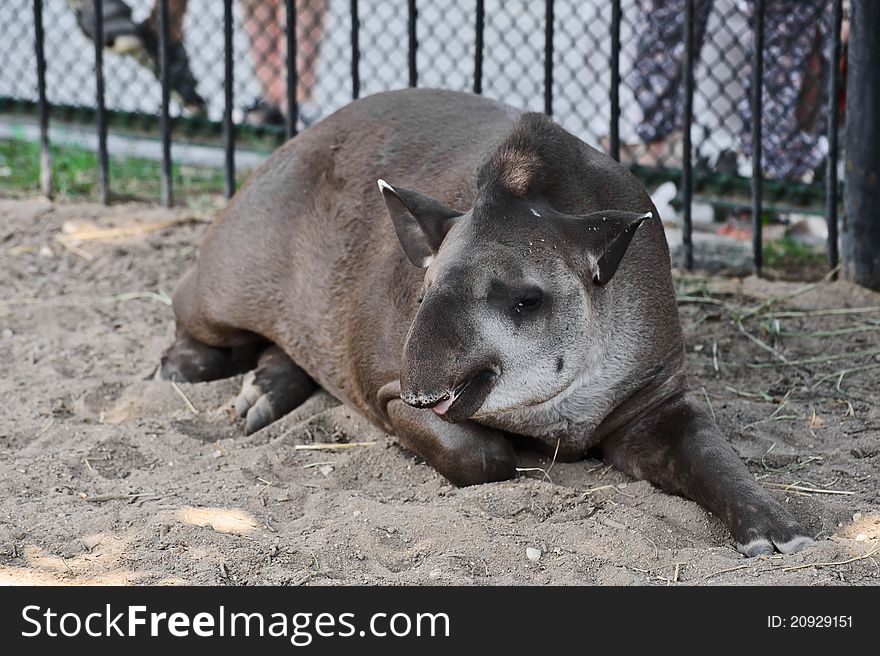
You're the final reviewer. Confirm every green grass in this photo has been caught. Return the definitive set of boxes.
[0,137,243,202]
[763,236,826,271]
[1,98,286,151]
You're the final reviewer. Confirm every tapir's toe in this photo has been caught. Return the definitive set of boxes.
[233,372,277,435]
[245,396,277,435]
[773,535,815,554]
[234,371,262,417]
[232,346,317,435]
[737,539,775,558]
[731,499,817,558]
[736,533,815,558]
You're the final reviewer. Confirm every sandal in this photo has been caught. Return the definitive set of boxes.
[71,0,142,53]
[242,98,285,127]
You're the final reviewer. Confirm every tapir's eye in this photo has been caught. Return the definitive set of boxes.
[513,290,543,313]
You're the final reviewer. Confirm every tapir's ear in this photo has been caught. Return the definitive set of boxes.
[378,179,463,267]
[585,210,653,285]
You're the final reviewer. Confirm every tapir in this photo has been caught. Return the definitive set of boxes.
[160,88,813,557]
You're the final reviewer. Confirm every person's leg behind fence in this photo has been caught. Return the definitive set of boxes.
[67,0,206,114]
[738,0,834,180]
[625,0,712,165]
[240,0,327,127]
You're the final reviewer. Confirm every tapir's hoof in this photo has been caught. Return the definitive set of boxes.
[736,534,815,558]
[158,332,235,383]
[233,349,316,435]
[234,371,278,435]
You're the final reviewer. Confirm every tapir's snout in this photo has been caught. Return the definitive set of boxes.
[401,368,496,424]
[402,390,450,410]
[400,291,497,423]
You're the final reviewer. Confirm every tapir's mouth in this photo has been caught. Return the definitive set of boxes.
[428,369,495,424]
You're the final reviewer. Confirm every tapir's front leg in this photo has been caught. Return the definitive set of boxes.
[382,387,517,487]
[598,393,814,557]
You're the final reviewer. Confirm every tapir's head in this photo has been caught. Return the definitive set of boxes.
[378,177,652,424]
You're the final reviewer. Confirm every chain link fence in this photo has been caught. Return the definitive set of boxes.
[2,1,840,187]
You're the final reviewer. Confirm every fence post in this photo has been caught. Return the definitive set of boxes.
[33,0,51,197]
[609,0,620,162]
[223,0,235,198]
[474,0,484,95]
[94,0,109,204]
[159,0,173,207]
[843,0,880,291]
[750,0,764,275]
[285,0,298,138]
[825,0,843,273]
[351,0,360,99]
[544,0,554,116]
[408,0,417,87]
[681,0,695,270]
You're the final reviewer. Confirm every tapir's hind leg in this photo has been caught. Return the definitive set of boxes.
[159,266,267,382]
[158,325,264,382]
[234,345,317,434]
[598,393,815,558]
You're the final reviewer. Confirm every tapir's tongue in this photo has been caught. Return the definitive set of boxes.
[433,395,455,415]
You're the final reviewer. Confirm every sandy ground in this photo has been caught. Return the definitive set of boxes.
[0,196,878,586]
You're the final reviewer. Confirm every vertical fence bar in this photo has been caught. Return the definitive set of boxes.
[825,0,843,272]
[285,0,298,138]
[158,0,173,207]
[33,0,51,197]
[351,0,360,99]
[223,0,235,198]
[609,0,621,161]
[751,0,765,274]
[544,0,554,116]
[843,0,880,290]
[408,0,417,87]
[474,0,484,94]
[681,0,695,270]
[93,0,108,204]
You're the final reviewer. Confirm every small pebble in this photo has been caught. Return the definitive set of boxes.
[855,534,868,542]
[80,535,102,551]
[853,512,862,522]
[526,547,541,562]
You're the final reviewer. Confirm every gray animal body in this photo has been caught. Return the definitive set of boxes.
[160,89,812,557]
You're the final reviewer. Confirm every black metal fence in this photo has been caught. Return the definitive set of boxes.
[8,0,850,274]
